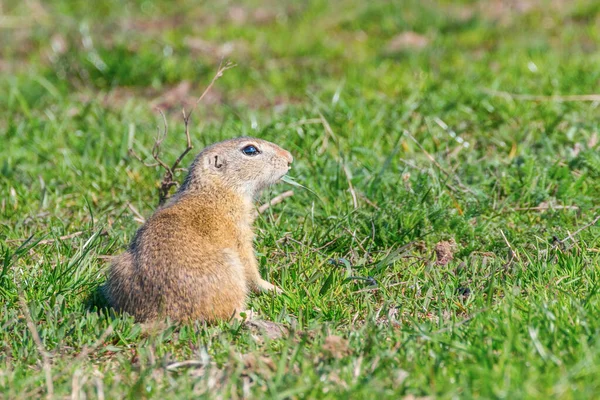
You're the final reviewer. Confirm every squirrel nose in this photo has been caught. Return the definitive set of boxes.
[280,150,293,167]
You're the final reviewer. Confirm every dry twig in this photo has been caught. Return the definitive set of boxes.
[129,61,236,206]
[557,214,600,246]
[532,214,600,260]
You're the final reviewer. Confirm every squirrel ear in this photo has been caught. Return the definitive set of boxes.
[206,153,225,170]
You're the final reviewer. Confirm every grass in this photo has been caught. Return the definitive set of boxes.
[1,0,600,398]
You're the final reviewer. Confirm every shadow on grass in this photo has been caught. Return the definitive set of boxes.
[84,284,113,316]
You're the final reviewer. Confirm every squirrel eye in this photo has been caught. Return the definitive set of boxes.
[241,145,260,156]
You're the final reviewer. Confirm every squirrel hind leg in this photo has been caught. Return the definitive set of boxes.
[105,252,138,315]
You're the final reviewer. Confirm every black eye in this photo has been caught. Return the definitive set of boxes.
[241,145,260,156]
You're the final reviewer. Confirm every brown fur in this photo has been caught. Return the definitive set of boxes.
[104,137,293,322]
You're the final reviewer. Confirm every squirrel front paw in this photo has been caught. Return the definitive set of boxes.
[254,279,283,294]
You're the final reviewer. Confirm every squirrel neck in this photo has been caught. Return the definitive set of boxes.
[168,178,256,222]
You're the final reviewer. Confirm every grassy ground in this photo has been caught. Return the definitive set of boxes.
[2,0,600,398]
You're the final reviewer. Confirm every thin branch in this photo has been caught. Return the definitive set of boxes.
[38,232,85,245]
[150,109,171,172]
[258,190,294,214]
[19,296,54,399]
[128,61,236,206]
[128,148,159,168]
[171,107,194,173]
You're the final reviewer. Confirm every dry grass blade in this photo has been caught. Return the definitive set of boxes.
[21,324,116,399]
[258,190,294,214]
[484,89,600,102]
[500,229,520,265]
[404,130,479,197]
[166,360,207,371]
[18,296,54,399]
[74,326,114,362]
[127,203,146,224]
[71,369,83,400]
[192,60,237,111]
[7,231,84,244]
[506,204,579,212]
[318,112,338,155]
[537,214,600,257]
[558,214,600,246]
[343,164,358,209]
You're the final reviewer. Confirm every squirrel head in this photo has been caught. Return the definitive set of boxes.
[180,137,293,199]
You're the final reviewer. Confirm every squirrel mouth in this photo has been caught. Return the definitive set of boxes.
[275,170,289,182]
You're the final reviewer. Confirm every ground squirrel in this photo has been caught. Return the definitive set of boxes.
[105,137,293,322]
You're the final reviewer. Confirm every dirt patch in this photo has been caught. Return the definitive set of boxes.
[74,80,224,113]
[228,6,279,25]
[149,80,223,111]
[241,353,276,373]
[183,37,250,61]
[245,319,289,341]
[123,15,191,33]
[479,0,535,21]
[385,32,429,53]
[322,335,352,359]
[434,239,457,266]
[452,0,572,26]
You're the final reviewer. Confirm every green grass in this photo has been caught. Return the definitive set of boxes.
[2,0,600,398]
